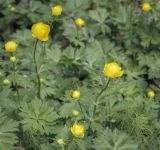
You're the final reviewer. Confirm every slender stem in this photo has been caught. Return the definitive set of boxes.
[12,61,20,102]
[78,101,86,119]
[73,27,79,60]
[33,40,41,99]
[89,78,110,128]
[61,145,64,150]
[95,78,110,101]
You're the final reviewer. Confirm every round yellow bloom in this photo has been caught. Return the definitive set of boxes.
[70,90,80,101]
[3,79,10,85]
[10,56,16,62]
[103,62,123,78]
[52,5,63,16]
[148,90,155,97]
[75,18,85,27]
[5,41,18,52]
[71,123,85,138]
[72,110,79,116]
[142,3,152,12]
[57,139,64,145]
[31,22,50,41]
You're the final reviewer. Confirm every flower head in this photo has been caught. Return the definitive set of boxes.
[71,123,85,138]
[5,41,18,52]
[103,62,123,78]
[10,56,16,62]
[142,2,151,12]
[148,90,155,97]
[3,79,10,85]
[75,18,85,27]
[57,139,64,145]
[31,22,50,41]
[70,90,80,101]
[10,6,16,12]
[72,110,79,116]
[52,5,63,16]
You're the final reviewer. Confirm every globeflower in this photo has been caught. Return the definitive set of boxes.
[57,139,64,145]
[10,56,16,62]
[70,90,80,101]
[148,90,155,97]
[103,62,123,78]
[72,110,79,116]
[75,18,85,27]
[3,79,10,85]
[5,41,18,52]
[71,123,85,138]
[31,22,50,41]
[52,5,63,16]
[142,2,151,12]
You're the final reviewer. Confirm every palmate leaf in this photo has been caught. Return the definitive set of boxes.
[19,99,58,135]
[93,128,138,150]
[0,113,18,150]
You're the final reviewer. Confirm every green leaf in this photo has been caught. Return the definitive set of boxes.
[0,113,18,150]
[94,128,138,150]
[19,99,58,135]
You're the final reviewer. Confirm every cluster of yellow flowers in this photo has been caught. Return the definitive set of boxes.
[31,5,85,42]
[2,41,18,86]
[2,3,156,142]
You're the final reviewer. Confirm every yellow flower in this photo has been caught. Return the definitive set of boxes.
[57,139,64,145]
[72,110,79,116]
[31,22,50,41]
[148,90,155,97]
[52,5,63,16]
[3,79,10,85]
[142,3,151,12]
[70,90,80,101]
[103,62,123,78]
[75,18,85,27]
[10,6,16,12]
[5,41,18,52]
[10,56,16,62]
[71,123,85,138]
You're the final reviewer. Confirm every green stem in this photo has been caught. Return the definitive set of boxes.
[13,61,20,102]
[61,145,64,150]
[33,40,41,99]
[89,78,110,128]
[78,101,86,119]
[73,27,80,60]
[95,78,110,101]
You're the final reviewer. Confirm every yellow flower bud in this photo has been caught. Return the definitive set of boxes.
[57,139,64,145]
[70,90,80,101]
[31,22,50,41]
[148,90,155,97]
[75,18,85,27]
[142,3,152,12]
[10,56,16,62]
[10,6,16,12]
[3,79,10,85]
[72,110,79,116]
[71,123,85,138]
[5,41,18,52]
[52,5,63,16]
[103,62,123,78]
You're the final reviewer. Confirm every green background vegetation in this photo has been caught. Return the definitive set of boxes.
[0,0,160,150]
